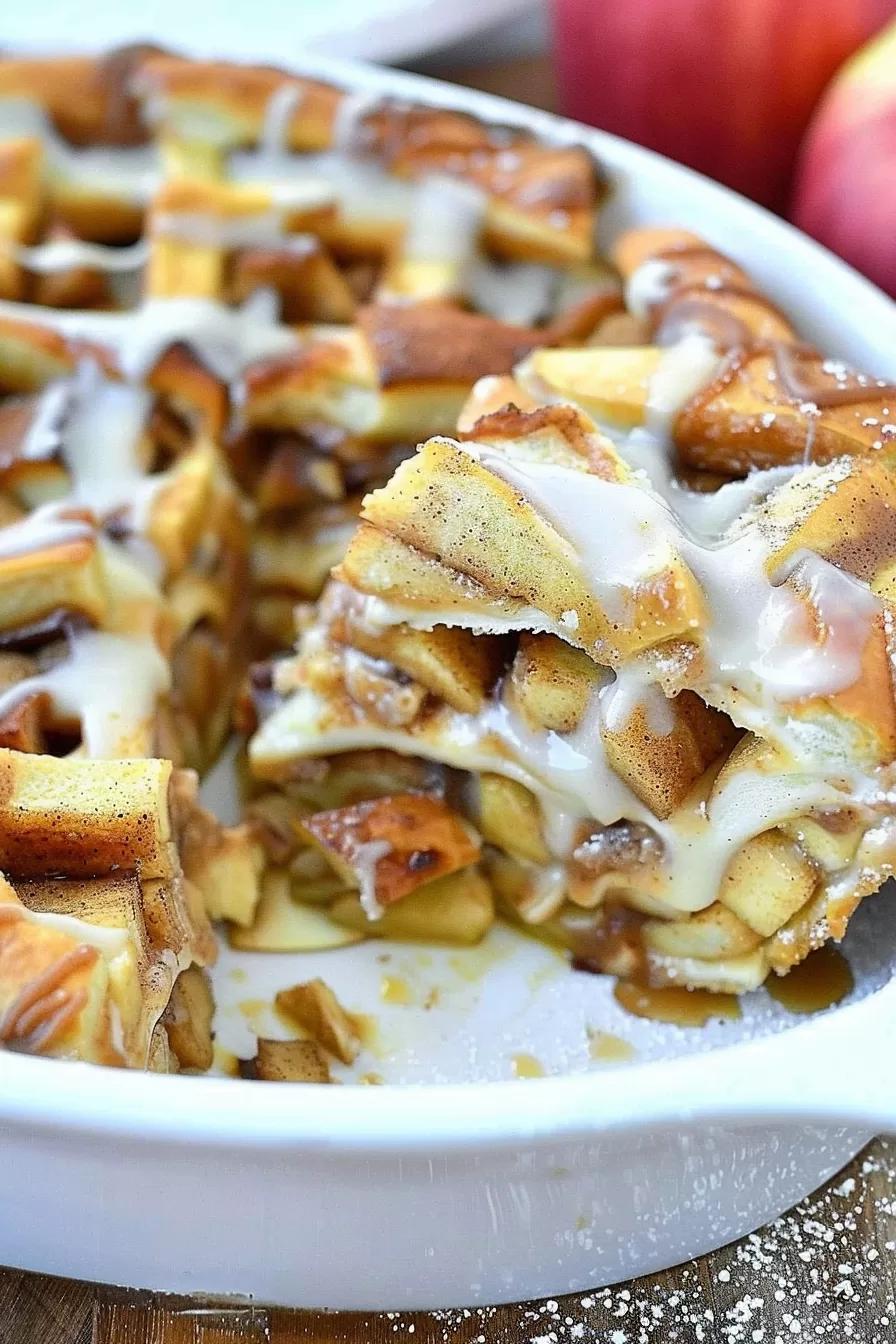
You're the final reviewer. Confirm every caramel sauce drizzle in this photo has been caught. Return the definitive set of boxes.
[645,242,896,411]
[610,949,852,1028]
[650,242,791,351]
[613,979,741,1027]
[681,339,896,422]
[0,941,97,1055]
[772,342,896,409]
[765,945,853,1014]
[656,296,755,352]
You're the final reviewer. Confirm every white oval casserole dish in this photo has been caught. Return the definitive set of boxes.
[1,51,896,1311]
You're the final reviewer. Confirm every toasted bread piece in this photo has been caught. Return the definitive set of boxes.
[275,977,359,1064]
[181,812,264,928]
[0,749,174,879]
[359,102,601,264]
[231,241,356,324]
[135,57,340,151]
[0,516,107,632]
[612,227,712,280]
[323,581,505,714]
[355,437,705,660]
[459,398,628,481]
[10,869,184,1067]
[239,327,376,433]
[0,52,151,145]
[146,177,336,302]
[676,348,896,473]
[0,139,44,301]
[241,306,541,444]
[0,881,115,1062]
[612,226,795,347]
[337,520,516,628]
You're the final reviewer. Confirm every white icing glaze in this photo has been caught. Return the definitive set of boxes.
[0,506,94,559]
[61,145,161,203]
[600,664,675,737]
[231,149,413,225]
[258,82,305,160]
[355,593,562,641]
[0,99,161,204]
[18,381,70,461]
[153,207,326,249]
[11,366,163,534]
[400,175,486,266]
[644,332,722,438]
[352,839,393,921]
[625,258,675,319]
[520,863,568,923]
[621,426,798,540]
[492,446,880,713]
[15,240,150,274]
[0,630,170,757]
[757,547,881,700]
[468,259,556,326]
[0,295,298,382]
[651,761,842,913]
[237,284,282,328]
[57,364,157,524]
[489,683,648,852]
[482,448,686,628]
[331,89,384,153]
[12,903,131,956]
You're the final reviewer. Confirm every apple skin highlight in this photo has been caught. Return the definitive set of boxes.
[792,18,896,298]
[552,0,895,212]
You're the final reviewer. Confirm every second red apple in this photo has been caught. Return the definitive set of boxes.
[552,0,895,212]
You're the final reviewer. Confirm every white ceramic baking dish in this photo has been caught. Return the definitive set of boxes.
[2,52,896,1312]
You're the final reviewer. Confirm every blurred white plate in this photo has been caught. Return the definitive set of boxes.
[4,0,534,64]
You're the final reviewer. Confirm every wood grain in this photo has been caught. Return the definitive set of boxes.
[2,1137,895,1344]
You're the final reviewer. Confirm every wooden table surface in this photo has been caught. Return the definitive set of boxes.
[3,55,895,1344]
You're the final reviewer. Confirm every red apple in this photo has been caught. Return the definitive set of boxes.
[552,0,896,212]
[791,18,896,296]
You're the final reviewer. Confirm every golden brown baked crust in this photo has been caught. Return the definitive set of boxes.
[3,49,895,1064]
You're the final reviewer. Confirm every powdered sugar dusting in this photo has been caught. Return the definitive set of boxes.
[373,1139,896,1342]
